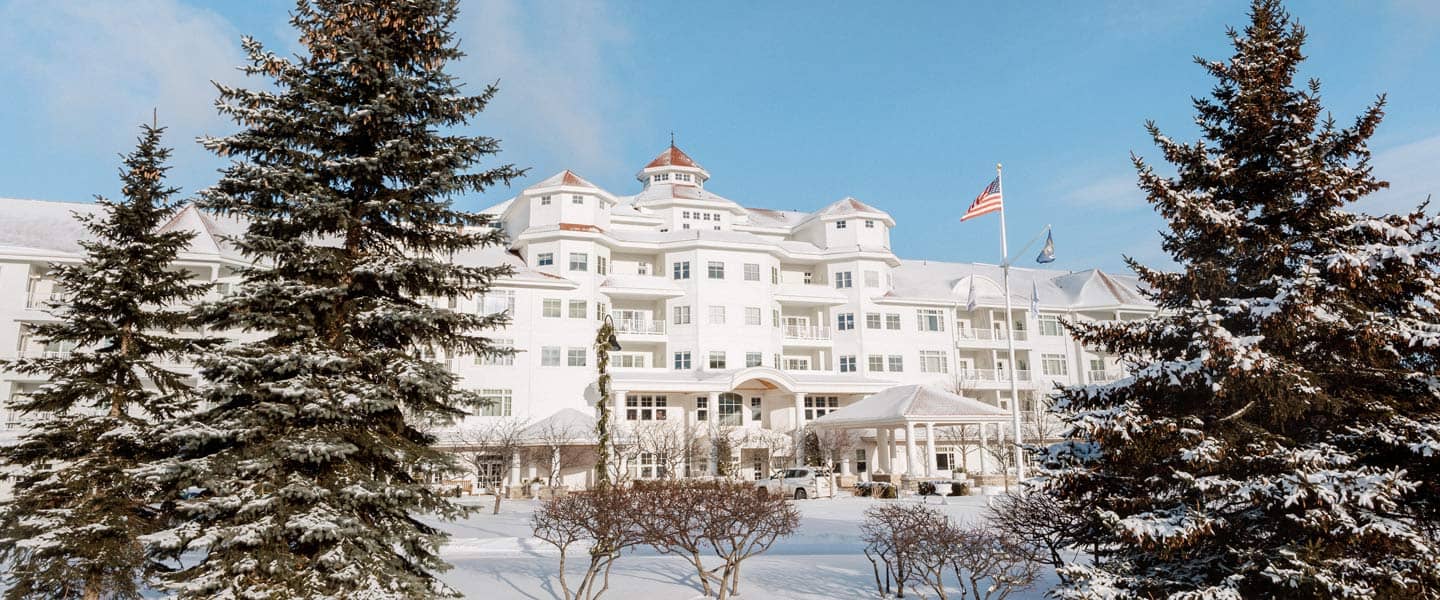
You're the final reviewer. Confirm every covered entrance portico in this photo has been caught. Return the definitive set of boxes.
[811,384,1011,482]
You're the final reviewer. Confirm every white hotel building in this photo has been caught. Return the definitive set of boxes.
[0,144,1153,489]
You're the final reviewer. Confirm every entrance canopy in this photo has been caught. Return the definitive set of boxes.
[811,384,1009,429]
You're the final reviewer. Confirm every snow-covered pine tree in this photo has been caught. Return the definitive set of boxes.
[1038,1,1440,598]
[0,124,209,600]
[145,1,521,598]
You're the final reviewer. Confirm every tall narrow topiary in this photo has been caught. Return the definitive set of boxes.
[145,1,521,597]
[1039,1,1440,598]
[0,124,209,600]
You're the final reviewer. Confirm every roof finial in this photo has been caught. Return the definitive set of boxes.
[669,131,675,148]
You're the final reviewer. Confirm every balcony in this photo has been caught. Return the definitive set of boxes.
[773,283,847,306]
[614,319,666,336]
[598,275,685,299]
[781,325,831,346]
[954,368,1035,388]
[955,327,1028,346]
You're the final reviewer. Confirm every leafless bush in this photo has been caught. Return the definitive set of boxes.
[862,504,1040,600]
[529,417,591,488]
[701,482,801,599]
[452,418,527,513]
[632,420,703,479]
[813,426,860,472]
[531,488,645,600]
[985,490,1084,571]
[631,480,722,596]
[740,427,794,476]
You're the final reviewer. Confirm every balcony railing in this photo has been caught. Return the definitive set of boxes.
[781,325,831,341]
[614,319,666,335]
[956,368,1034,383]
[956,328,1028,342]
[15,349,72,359]
[1087,370,1124,383]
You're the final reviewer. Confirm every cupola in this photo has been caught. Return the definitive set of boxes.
[636,142,710,188]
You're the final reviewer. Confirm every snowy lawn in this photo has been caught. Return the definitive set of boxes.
[431,493,1057,599]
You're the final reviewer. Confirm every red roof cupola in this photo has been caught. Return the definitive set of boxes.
[636,141,710,187]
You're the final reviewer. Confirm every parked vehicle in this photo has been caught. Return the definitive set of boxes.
[756,467,833,499]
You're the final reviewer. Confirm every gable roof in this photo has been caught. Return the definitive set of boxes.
[528,169,601,191]
[813,384,1010,428]
[644,144,702,170]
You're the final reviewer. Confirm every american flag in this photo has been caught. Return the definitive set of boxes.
[961,176,1003,221]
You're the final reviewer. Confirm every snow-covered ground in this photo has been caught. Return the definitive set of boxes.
[432,493,1056,599]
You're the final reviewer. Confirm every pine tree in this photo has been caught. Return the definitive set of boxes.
[1038,1,1440,598]
[146,1,521,597]
[0,125,209,600]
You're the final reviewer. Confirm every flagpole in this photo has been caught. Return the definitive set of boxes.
[996,163,1025,481]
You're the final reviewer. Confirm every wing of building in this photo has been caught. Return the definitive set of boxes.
[0,144,1154,490]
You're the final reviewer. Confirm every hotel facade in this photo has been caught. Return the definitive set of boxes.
[0,144,1154,490]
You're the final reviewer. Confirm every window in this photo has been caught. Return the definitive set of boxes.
[745,352,763,368]
[865,219,875,228]
[477,389,512,417]
[1039,315,1063,336]
[750,397,763,422]
[888,355,904,372]
[637,261,650,276]
[708,261,725,279]
[718,393,742,426]
[683,210,691,219]
[784,356,810,371]
[614,353,648,368]
[920,350,949,373]
[674,351,692,370]
[542,299,561,318]
[674,305,691,325]
[677,173,691,182]
[682,223,691,230]
[839,356,856,373]
[772,309,780,328]
[836,313,854,331]
[864,271,880,288]
[868,355,885,372]
[803,272,813,284]
[745,307,762,326]
[1042,353,1069,376]
[771,267,780,284]
[709,305,726,325]
[568,300,586,318]
[571,194,584,205]
[597,256,608,275]
[709,351,727,369]
[478,290,515,316]
[835,272,853,289]
[743,263,760,281]
[865,313,882,329]
[695,396,708,422]
[596,302,608,321]
[673,261,690,280]
[475,339,514,366]
[855,448,868,473]
[885,313,902,330]
[804,396,839,420]
[536,252,554,266]
[836,220,847,229]
[540,195,552,206]
[917,308,945,332]
[568,253,588,272]
[567,347,587,367]
[625,394,668,421]
[541,346,561,366]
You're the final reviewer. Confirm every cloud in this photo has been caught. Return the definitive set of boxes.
[0,0,244,146]
[1361,133,1440,214]
[451,0,634,179]
[1060,173,1149,212]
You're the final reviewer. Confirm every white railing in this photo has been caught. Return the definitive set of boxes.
[956,368,1034,383]
[614,319,665,335]
[1087,370,1124,383]
[782,325,831,341]
[956,328,1028,342]
[15,349,72,359]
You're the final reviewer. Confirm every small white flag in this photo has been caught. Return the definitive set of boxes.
[966,275,977,312]
[1030,281,1040,316]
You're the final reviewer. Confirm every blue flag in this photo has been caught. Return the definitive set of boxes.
[1036,230,1056,264]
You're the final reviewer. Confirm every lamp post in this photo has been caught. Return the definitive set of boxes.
[594,314,622,488]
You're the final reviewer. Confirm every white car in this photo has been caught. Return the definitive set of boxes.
[756,467,833,499]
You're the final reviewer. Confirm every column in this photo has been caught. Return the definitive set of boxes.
[738,393,750,428]
[793,392,806,466]
[877,427,892,473]
[924,422,937,477]
[509,452,522,487]
[841,452,852,476]
[905,422,921,478]
[978,423,990,474]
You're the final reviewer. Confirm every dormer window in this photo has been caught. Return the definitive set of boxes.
[654,173,670,182]
[540,195,552,206]
[572,195,584,205]
[676,173,691,182]
[836,220,847,229]
[865,220,875,228]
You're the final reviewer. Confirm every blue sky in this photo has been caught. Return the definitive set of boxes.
[2,1,1438,272]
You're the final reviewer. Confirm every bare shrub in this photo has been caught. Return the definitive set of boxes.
[529,417,591,488]
[702,482,801,599]
[631,480,722,596]
[862,503,1040,600]
[950,524,1040,600]
[632,420,703,479]
[451,417,527,513]
[985,490,1084,571]
[531,488,644,600]
[862,503,941,598]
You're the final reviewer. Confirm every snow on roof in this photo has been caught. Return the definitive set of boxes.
[888,259,1152,309]
[644,144,702,170]
[802,196,893,225]
[813,384,1009,428]
[527,169,601,192]
[520,408,597,443]
[743,207,810,229]
[0,198,104,255]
